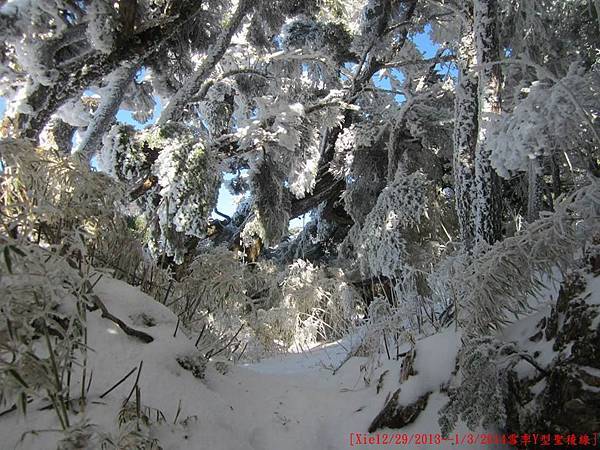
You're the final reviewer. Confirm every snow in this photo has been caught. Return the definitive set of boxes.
[0,276,508,450]
[408,328,459,404]
[583,273,600,305]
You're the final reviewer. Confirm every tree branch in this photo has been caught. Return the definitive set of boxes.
[16,2,209,138]
[74,64,137,162]
[158,0,253,125]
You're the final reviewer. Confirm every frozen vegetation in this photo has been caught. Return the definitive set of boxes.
[0,0,599,449]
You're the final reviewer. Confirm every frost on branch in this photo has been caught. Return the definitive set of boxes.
[146,124,220,263]
[281,15,353,65]
[341,125,389,227]
[244,158,291,247]
[85,0,118,54]
[237,99,323,200]
[255,259,362,349]
[439,337,508,436]
[489,64,600,179]
[456,179,600,334]
[98,124,147,181]
[100,124,220,263]
[76,64,136,161]
[357,169,431,278]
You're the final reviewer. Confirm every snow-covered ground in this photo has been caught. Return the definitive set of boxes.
[1,276,509,449]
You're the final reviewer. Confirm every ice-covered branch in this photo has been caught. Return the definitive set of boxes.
[74,64,137,162]
[158,0,252,125]
[189,68,270,104]
[16,1,209,139]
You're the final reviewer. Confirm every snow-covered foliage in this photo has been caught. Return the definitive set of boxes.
[100,124,220,263]
[237,99,324,199]
[456,179,600,334]
[0,237,94,429]
[98,124,145,180]
[172,250,362,357]
[0,139,124,241]
[276,260,362,346]
[148,125,220,259]
[489,64,600,178]
[357,169,431,278]
[0,140,130,434]
[85,1,118,54]
[341,126,388,226]
[439,337,509,435]
[246,159,291,246]
[2,0,600,445]
[281,15,353,65]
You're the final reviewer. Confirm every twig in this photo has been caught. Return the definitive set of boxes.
[173,399,182,424]
[236,342,248,363]
[383,331,391,360]
[91,295,153,343]
[195,324,207,348]
[99,366,137,399]
[124,361,144,405]
[208,324,244,359]
[162,280,173,305]
[173,317,180,338]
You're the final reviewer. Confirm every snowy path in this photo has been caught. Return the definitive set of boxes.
[1,277,507,450]
[170,339,508,450]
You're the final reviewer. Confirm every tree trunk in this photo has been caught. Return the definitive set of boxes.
[473,0,503,245]
[453,19,479,249]
[527,159,542,222]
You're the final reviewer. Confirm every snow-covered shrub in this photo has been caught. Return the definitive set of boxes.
[0,238,94,429]
[361,295,412,353]
[0,138,158,291]
[260,260,362,349]
[173,247,283,358]
[175,250,362,357]
[456,179,600,334]
[0,140,122,431]
[439,337,509,435]
[57,420,97,450]
[105,400,162,450]
[489,64,600,179]
[0,138,124,243]
[357,169,431,278]
[176,246,249,330]
[426,249,471,327]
